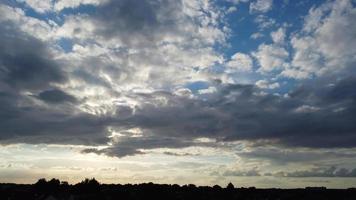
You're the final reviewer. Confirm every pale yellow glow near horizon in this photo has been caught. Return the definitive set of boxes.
[1,144,356,188]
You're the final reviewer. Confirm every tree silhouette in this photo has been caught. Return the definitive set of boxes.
[2,178,356,200]
[226,182,235,190]
[75,178,100,193]
[34,178,60,194]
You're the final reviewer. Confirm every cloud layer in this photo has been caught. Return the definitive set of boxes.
[0,0,356,183]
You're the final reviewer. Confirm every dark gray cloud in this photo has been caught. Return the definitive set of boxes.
[273,166,356,178]
[37,89,77,104]
[2,74,356,158]
[218,166,356,178]
[0,23,65,91]
[0,21,108,146]
[82,76,356,157]
[163,152,200,157]
[94,0,184,46]
[119,77,356,147]
[82,135,213,158]
[72,69,112,88]
[222,168,261,177]
[0,96,109,145]
[238,147,356,165]
[82,146,144,158]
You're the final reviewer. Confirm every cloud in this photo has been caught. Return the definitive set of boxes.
[22,0,53,13]
[221,168,261,176]
[1,0,356,162]
[1,14,356,157]
[163,151,200,157]
[249,0,273,13]
[0,20,65,91]
[54,0,105,12]
[82,135,211,158]
[70,0,227,48]
[226,0,250,5]
[253,44,288,72]
[226,6,237,14]
[275,166,356,177]
[37,89,77,104]
[294,105,320,113]
[0,19,108,145]
[82,146,144,158]
[53,0,226,95]
[238,146,356,164]
[0,99,109,146]
[250,32,264,39]
[19,0,107,13]
[254,15,276,30]
[198,86,217,95]
[280,68,310,79]
[79,76,356,157]
[2,75,355,157]
[0,0,228,151]
[0,4,55,41]
[226,53,253,72]
[282,0,356,79]
[270,27,286,44]
[255,80,280,89]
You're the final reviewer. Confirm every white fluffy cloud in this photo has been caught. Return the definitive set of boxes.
[253,44,288,73]
[226,52,253,72]
[280,68,310,79]
[198,86,217,94]
[0,0,229,121]
[282,0,356,79]
[21,0,53,13]
[49,0,228,115]
[226,6,237,14]
[54,0,106,11]
[249,0,273,13]
[271,27,286,44]
[20,0,107,13]
[255,80,279,89]
[250,32,264,39]
[0,4,55,40]
[254,14,276,30]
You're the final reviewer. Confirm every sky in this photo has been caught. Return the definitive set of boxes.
[0,0,356,188]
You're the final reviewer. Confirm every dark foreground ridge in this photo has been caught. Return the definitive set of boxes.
[1,178,355,200]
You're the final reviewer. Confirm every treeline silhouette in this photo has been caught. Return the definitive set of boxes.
[0,178,355,200]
